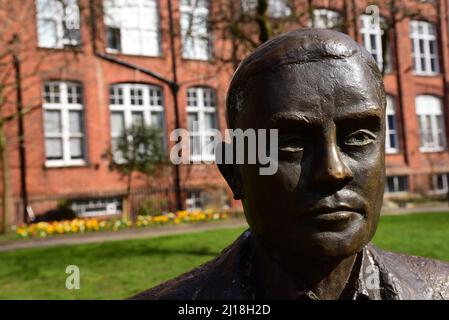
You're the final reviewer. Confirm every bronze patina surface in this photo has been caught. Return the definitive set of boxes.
[130,29,449,300]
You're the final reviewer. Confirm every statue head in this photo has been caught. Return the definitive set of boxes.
[219,29,386,261]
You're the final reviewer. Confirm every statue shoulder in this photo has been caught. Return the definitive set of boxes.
[368,244,449,299]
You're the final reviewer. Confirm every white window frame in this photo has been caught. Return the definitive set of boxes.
[186,87,218,162]
[36,0,81,48]
[386,95,399,154]
[310,9,342,30]
[431,173,449,193]
[416,95,446,152]
[180,0,212,60]
[360,14,391,72]
[43,81,86,167]
[385,175,408,194]
[109,83,166,161]
[103,0,161,56]
[410,20,440,76]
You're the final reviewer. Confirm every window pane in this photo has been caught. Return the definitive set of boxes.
[109,86,124,105]
[370,34,377,50]
[180,1,211,60]
[204,134,216,156]
[69,111,82,133]
[45,138,63,159]
[44,110,62,133]
[132,111,144,127]
[149,87,163,106]
[37,19,58,47]
[389,133,397,149]
[436,174,445,190]
[111,138,124,162]
[188,113,199,131]
[70,138,83,159]
[437,115,445,147]
[419,39,425,54]
[203,89,216,107]
[151,112,164,128]
[187,89,198,106]
[204,112,216,129]
[398,176,408,192]
[44,83,61,103]
[130,88,143,105]
[420,58,426,71]
[121,28,141,55]
[430,40,437,55]
[67,84,82,104]
[111,112,125,135]
[425,115,433,147]
[430,57,437,73]
[62,1,81,45]
[387,115,396,131]
[190,135,201,156]
[106,27,121,51]
[386,177,395,193]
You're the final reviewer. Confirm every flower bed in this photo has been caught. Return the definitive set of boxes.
[14,210,231,238]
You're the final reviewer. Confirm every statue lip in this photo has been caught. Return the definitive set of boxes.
[306,204,363,230]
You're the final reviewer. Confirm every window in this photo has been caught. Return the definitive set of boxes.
[385,176,408,194]
[386,95,399,153]
[186,87,218,161]
[431,173,449,192]
[71,197,123,217]
[186,191,203,211]
[416,95,446,152]
[103,0,161,56]
[310,9,342,30]
[36,0,81,48]
[180,0,211,60]
[360,15,391,72]
[241,0,291,18]
[43,81,86,166]
[106,26,121,52]
[410,20,439,75]
[109,84,165,160]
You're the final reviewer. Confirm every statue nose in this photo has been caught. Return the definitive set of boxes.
[311,138,353,188]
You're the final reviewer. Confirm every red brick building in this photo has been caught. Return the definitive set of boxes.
[1,0,449,225]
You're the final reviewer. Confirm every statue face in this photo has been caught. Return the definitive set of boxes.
[234,58,385,260]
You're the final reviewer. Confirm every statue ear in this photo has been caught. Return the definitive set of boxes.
[216,142,244,200]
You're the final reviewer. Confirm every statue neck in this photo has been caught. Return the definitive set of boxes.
[250,236,359,300]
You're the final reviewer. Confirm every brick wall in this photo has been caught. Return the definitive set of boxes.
[2,0,449,224]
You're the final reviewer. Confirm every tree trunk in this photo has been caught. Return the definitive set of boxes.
[0,122,10,234]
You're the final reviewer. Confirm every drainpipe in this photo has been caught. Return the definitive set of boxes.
[167,0,183,212]
[390,0,409,166]
[89,0,183,211]
[12,34,29,224]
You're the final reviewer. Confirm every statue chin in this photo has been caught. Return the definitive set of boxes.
[261,222,373,262]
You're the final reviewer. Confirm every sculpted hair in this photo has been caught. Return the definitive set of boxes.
[226,28,386,129]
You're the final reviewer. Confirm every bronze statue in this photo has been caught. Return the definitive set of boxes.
[130,29,449,300]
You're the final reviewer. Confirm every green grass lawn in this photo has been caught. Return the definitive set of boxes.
[0,212,448,299]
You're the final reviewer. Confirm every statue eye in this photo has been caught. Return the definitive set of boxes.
[278,136,306,152]
[344,129,377,146]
